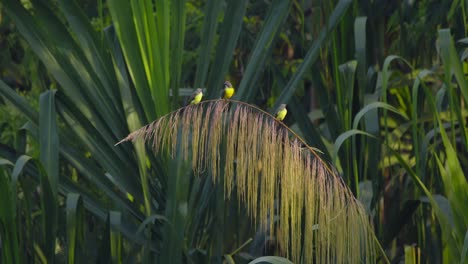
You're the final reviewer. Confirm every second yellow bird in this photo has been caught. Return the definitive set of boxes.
[188,88,203,105]
[222,81,235,99]
[275,104,287,121]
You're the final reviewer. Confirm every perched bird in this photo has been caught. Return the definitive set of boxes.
[222,81,235,99]
[275,104,287,121]
[187,88,203,105]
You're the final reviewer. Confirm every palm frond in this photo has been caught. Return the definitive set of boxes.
[118,99,377,263]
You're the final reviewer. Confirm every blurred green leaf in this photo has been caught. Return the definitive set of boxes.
[66,193,84,264]
[461,230,468,263]
[333,129,376,163]
[273,0,353,111]
[237,0,291,102]
[249,256,294,264]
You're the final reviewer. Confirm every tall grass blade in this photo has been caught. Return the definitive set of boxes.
[354,17,367,96]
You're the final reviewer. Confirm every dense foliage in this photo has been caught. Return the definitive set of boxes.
[0,0,467,263]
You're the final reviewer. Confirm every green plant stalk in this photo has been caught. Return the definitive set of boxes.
[373,231,391,264]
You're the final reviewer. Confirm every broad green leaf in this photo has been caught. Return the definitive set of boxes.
[159,145,191,263]
[39,90,59,197]
[37,161,58,262]
[354,17,367,95]
[249,256,294,264]
[435,133,468,237]
[66,193,84,264]
[333,129,376,163]
[11,154,32,193]
[109,211,122,264]
[439,29,468,106]
[353,102,409,130]
[438,29,468,150]
[0,159,14,167]
[461,230,468,263]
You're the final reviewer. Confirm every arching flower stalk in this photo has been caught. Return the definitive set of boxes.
[117,99,377,263]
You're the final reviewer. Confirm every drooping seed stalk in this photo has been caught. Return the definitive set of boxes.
[117,99,377,263]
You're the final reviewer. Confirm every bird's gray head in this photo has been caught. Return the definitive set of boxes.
[279,104,287,109]
[195,88,203,94]
[224,81,232,88]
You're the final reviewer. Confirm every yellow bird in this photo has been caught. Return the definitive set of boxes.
[188,88,203,105]
[222,81,235,99]
[275,104,287,121]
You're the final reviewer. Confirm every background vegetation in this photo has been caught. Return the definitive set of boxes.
[0,0,467,263]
